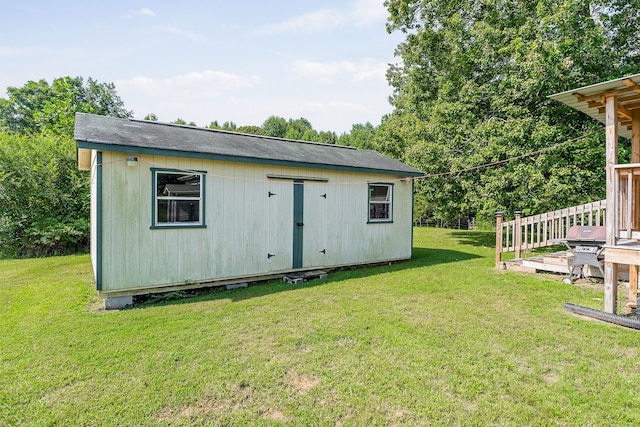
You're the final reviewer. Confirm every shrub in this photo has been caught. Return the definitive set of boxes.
[0,132,89,257]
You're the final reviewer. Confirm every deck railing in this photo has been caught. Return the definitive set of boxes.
[495,200,607,268]
[615,164,640,240]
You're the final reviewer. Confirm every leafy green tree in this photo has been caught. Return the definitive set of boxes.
[144,113,158,121]
[285,117,313,140]
[221,121,237,131]
[0,76,132,137]
[384,0,638,222]
[338,122,377,149]
[262,116,287,138]
[0,79,52,134]
[172,118,187,125]
[318,130,338,144]
[236,125,263,135]
[0,132,89,257]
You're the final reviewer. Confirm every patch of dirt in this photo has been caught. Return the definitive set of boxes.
[155,383,255,424]
[284,370,320,394]
[461,399,479,412]
[542,371,559,385]
[261,408,288,422]
[614,346,638,358]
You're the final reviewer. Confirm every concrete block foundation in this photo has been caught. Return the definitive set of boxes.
[104,295,133,310]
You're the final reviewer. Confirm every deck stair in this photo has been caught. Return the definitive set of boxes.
[504,250,629,280]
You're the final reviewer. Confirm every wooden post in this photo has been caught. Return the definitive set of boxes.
[495,211,503,269]
[632,111,639,227]
[632,109,640,163]
[630,265,638,304]
[514,211,522,260]
[604,95,619,314]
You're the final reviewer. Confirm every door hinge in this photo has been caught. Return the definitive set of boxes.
[268,191,276,197]
[267,253,275,259]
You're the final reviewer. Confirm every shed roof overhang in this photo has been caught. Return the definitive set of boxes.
[74,113,424,177]
[549,73,640,140]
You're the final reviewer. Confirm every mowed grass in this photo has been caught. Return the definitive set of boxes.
[2,228,640,426]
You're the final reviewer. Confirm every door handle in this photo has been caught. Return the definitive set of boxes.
[296,222,304,227]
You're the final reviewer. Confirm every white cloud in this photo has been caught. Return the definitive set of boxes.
[260,9,344,34]
[157,25,206,41]
[303,100,368,113]
[126,8,157,19]
[291,58,387,83]
[116,70,261,95]
[258,0,388,34]
[138,8,156,17]
[114,70,262,123]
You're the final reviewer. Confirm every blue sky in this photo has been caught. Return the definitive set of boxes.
[1,1,405,133]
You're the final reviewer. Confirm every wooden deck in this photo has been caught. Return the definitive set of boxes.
[503,251,630,281]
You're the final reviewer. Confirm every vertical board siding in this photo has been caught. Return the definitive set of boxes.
[99,155,413,292]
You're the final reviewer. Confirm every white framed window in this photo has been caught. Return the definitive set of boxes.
[151,169,205,228]
[368,183,393,223]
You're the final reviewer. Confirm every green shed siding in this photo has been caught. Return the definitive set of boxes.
[95,152,414,293]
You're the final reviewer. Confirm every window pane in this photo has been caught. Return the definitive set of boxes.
[370,202,390,220]
[370,185,390,202]
[369,184,392,221]
[157,173,200,197]
[157,200,200,223]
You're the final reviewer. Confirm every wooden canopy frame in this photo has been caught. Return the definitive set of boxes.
[551,73,640,313]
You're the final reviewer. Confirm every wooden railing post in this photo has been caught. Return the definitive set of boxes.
[495,211,503,269]
[514,211,522,260]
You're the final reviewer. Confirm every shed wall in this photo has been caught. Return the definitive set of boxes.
[97,152,413,293]
[90,150,98,281]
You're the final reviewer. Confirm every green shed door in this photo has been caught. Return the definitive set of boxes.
[292,181,304,268]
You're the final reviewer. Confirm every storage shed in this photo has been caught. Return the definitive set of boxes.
[74,113,424,308]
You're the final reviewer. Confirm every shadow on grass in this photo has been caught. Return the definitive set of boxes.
[449,230,567,255]
[134,246,482,308]
[449,230,496,248]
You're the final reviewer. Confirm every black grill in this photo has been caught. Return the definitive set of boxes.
[561,226,606,283]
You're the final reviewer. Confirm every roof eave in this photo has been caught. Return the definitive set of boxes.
[548,73,640,140]
[76,140,424,177]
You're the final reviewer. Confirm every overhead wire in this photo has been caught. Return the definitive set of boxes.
[92,128,605,185]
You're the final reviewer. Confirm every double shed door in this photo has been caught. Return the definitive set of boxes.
[267,179,328,271]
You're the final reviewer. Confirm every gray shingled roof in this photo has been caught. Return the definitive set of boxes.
[74,113,423,177]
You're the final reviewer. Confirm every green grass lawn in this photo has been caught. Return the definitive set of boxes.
[2,228,640,426]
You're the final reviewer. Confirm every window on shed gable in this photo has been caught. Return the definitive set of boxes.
[154,170,204,226]
[368,183,392,222]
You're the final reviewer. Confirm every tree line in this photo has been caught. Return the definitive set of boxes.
[150,114,341,145]
[1,0,638,257]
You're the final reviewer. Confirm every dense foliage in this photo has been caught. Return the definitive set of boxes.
[380,0,639,222]
[0,76,131,257]
[0,133,89,257]
[0,76,132,137]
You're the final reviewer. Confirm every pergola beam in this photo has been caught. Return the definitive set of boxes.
[573,84,640,103]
